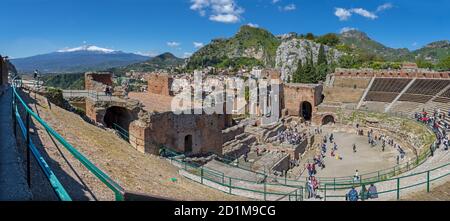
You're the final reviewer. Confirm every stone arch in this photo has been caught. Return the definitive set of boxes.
[300,101,313,121]
[322,115,335,125]
[184,134,193,153]
[103,106,135,133]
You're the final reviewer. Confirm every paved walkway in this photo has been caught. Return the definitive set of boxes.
[0,87,32,200]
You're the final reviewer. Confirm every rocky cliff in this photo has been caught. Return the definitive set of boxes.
[275,37,343,82]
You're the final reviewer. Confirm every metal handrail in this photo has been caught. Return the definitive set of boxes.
[12,80,124,201]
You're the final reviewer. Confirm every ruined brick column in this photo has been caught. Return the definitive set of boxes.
[129,119,159,155]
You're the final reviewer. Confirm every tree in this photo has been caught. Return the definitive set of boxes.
[305,33,315,41]
[416,59,434,70]
[317,44,328,66]
[437,56,450,71]
[293,59,303,83]
[316,33,340,47]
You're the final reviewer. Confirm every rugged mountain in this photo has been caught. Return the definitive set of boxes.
[11,45,150,73]
[338,30,414,61]
[413,40,450,63]
[276,36,343,82]
[109,52,184,74]
[186,25,281,69]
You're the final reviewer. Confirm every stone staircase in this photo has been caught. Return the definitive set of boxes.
[222,132,257,158]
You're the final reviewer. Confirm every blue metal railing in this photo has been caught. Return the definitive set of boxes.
[11,79,124,201]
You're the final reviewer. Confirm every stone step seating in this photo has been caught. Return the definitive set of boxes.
[388,101,422,116]
[433,97,450,103]
[364,78,412,103]
[365,92,400,103]
[398,93,434,103]
[369,78,412,93]
[439,88,450,99]
[404,79,450,96]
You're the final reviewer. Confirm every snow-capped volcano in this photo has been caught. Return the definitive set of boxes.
[11,46,150,73]
[57,45,117,53]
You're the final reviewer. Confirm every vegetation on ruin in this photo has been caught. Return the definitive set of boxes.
[42,73,85,90]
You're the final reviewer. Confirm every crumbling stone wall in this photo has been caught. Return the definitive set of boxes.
[148,73,173,96]
[85,72,113,91]
[282,83,323,117]
[0,56,8,88]
[222,124,245,143]
[129,111,225,156]
[334,68,450,79]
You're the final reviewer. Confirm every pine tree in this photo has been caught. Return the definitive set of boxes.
[317,44,327,66]
[293,59,303,83]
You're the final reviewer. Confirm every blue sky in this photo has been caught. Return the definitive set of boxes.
[1,0,449,58]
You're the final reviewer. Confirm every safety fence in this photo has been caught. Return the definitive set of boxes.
[303,143,435,186]
[11,80,125,201]
[164,151,304,201]
[62,89,113,102]
[110,124,305,201]
[319,162,449,201]
[106,97,446,201]
[113,123,130,142]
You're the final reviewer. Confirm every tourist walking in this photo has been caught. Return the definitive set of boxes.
[353,170,359,182]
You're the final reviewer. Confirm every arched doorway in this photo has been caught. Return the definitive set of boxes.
[322,115,335,125]
[103,106,134,133]
[300,101,312,121]
[184,135,193,153]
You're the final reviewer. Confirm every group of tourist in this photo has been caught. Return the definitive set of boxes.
[415,108,449,151]
[357,126,408,162]
[346,184,379,201]
[277,128,305,145]
[306,176,320,199]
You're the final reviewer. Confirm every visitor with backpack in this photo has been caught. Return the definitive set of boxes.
[346,187,359,201]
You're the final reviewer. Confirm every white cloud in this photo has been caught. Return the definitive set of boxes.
[335,3,392,21]
[351,8,377,20]
[335,8,352,21]
[377,3,393,12]
[247,23,259,28]
[210,13,240,23]
[340,27,357,34]
[272,0,281,4]
[167,42,181,47]
[279,4,296,11]
[183,52,193,58]
[193,42,204,48]
[190,0,244,24]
